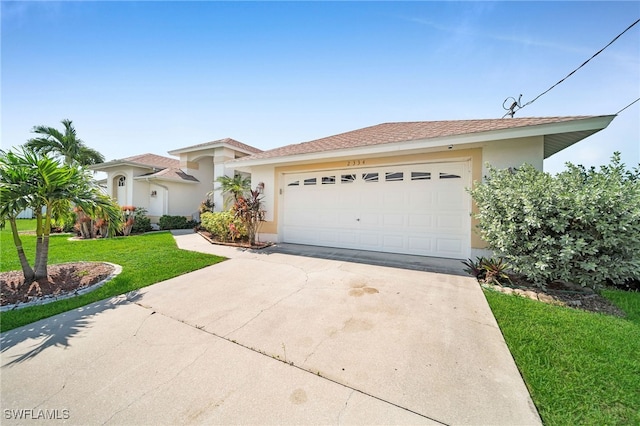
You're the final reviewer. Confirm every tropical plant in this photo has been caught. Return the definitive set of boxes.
[0,148,120,283]
[469,152,640,289]
[130,207,153,234]
[232,182,265,246]
[462,256,512,285]
[24,119,104,166]
[214,174,251,209]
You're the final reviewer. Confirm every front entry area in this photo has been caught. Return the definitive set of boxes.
[281,161,472,259]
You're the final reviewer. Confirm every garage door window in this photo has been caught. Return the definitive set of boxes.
[322,176,336,184]
[288,180,300,186]
[385,172,403,182]
[341,174,356,183]
[363,173,379,182]
[439,173,461,179]
[411,172,431,180]
[304,178,317,185]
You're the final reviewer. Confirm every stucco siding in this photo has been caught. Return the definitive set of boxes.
[482,136,544,176]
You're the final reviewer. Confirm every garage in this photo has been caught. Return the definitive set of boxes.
[281,161,471,259]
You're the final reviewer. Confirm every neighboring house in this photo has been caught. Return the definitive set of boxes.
[89,138,261,222]
[92,115,614,260]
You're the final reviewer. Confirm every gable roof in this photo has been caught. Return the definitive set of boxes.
[90,153,179,170]
[136,167,200,183]
[232,116,615,165]
[168,137,262,156]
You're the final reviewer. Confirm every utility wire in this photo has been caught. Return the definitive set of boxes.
[502,18,640,118]
[616,97,640,115]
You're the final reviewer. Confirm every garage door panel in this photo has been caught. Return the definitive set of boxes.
[408,213,433,228]
[382,235,405,249]
[282,162,470,259]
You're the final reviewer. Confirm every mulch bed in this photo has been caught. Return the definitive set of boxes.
[0,262,114,307]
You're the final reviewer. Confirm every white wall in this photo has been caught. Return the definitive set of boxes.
[481,136,544,177]
[249,165,276,222]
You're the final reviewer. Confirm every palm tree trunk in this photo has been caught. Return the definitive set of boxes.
[34,211,44,273]
[8,218,35,283]
[34,210,52,280]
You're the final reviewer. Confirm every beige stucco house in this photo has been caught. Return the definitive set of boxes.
[90,138,261,222]
[92,115,615,259]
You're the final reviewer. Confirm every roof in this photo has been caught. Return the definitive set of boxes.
[90,153,179,170]
[168,138,262,156]
[136,167,200,183]
[233,116,614,163]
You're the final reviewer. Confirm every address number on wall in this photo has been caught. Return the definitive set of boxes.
[346,160,366,166]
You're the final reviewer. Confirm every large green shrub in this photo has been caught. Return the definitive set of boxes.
[469,153,640,288]
[200,211,247,242]
[158,215,198,230]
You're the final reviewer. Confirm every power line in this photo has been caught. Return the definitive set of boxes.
[502,18,640,118]
[616,97,640,115]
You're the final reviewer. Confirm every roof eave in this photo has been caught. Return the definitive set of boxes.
[133,175,200,184]
[229,115,616,168]
[89,161,160,171]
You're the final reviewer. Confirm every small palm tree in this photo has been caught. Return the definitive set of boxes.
[0,148,121,283]
[24,119,104,166]
[214,174,251,209]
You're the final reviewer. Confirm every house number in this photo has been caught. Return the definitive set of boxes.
[346,160,366,166]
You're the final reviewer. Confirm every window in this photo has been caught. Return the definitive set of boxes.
[341,174,356,183]
[287,180,300,186]
[304,178,317,185]
[118,176,126,187]
[411,172,431,181]
[439,173,461,179]
[322,176,336,185]
[385,172,403,182]
[362,172,379,182]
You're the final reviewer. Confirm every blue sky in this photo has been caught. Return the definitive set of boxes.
[2,1,639,174]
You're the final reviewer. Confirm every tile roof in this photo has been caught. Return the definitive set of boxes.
[115,153,179,169]
[171,138,263,154]
[138,167,200,183]
[235,116,598,161]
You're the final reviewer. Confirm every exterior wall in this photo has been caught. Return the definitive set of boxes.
[250,148,484,248]
[481,136,544,176]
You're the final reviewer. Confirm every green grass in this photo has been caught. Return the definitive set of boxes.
[1,219,224,332]
[484,288,640,425]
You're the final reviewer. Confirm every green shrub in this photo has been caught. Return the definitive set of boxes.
[131,207,153,234]
[469,153,640,289]
[200,211,247,242]
[158,215,197,230]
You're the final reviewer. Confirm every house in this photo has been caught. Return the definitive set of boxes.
[92,115,615,259]
[89,138,261,222]
[229,115,615,259]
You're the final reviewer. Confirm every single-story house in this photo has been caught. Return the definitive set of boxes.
[92,115,615,259]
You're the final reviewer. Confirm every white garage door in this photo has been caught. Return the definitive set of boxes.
[282,162,471,259]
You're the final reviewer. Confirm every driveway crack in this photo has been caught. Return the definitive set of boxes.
[337,389,355,424]
[223,275,309,338]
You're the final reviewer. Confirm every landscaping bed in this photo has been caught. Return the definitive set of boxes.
[1,262,115,307]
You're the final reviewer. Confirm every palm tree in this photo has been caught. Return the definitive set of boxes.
[24,119,105,166]
[0,150,37,282]
[0,148,121,283]
[214,174,251,209]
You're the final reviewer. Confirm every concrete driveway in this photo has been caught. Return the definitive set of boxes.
[1,233,541,425]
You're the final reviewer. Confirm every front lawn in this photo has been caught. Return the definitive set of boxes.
[0,220,224,332]
[485,288,640,425]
